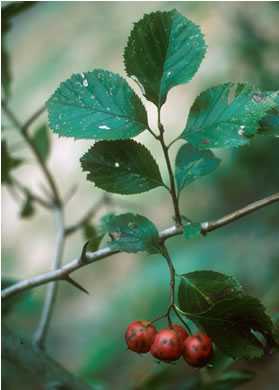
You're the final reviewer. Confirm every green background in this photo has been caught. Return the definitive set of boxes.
[2,1,279,389]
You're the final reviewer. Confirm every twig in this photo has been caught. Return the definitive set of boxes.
[22,104,46,130]
[2,100,61,206]
[200,192,279,234]
[2,192,278,300]
[33,208,65,349]
[2,324,93,390]
[65,197,104,236]
[13,178,53,210]
[157,108,182,225]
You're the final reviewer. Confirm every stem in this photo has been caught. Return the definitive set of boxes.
[2,192,279,300]
[33,208,65,349]
[157,109,182,225]
[2,324,93,390]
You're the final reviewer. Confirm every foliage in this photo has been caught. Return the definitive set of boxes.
[2,4,279,390]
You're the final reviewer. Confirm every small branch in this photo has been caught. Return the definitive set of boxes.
[13,178,53,210]
[157,110,181,225]
[65,197,105,236]
[2,324,93,390]
[151,244,176,327]
[2,101,61,206]
[33,208,65,349]
[200,192,279,234]
[22,104,46,131]
[2,192,279,301]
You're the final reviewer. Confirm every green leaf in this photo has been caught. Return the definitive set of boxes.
[258,106,279,136]
[203,370,255,390]
[1,139,22,184]
[32,124,50,162]
[124,9,206,108]
[183,222,201,240]
[175,143,220,196]
[20,193,35,219]
[105,213,161,254]
[182,295,279,359]
[178,270,244,314]
[46,69,148,141]
[180,83,278,149]
[80,140,164,195]
[1,278,32,317]
[82,223,104,252]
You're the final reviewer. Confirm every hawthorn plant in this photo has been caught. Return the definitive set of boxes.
[2,7,279,390]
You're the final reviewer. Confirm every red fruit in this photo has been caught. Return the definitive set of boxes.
[150,329,184,362]
[125,320,157,353]
[164,324,189,342]
[183,333,213,367]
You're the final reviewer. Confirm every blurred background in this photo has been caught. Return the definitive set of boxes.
[1,1,279,389]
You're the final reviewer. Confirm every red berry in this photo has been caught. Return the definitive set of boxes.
[150,329,184,362]
[183,333,213,367]
[125,320,157,353]
[164,324,189,342]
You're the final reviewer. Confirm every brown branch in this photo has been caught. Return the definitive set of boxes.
[2,324,93,390]
[2,192,279,301]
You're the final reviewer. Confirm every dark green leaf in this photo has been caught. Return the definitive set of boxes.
[258,106,279,136]
[124,9,206,108]
[32,124,50,162]
[180,83,278,149]
[1,139,22,184]
[80,140,164,195]
[183,222,201,240]
[20,193,35,219]
[203,370,255,390]
[82,223,104,252]
[183,295,279,359]
[46,69,148,140]
[175,143,220,195]
[1,278,31,317]
[178,270,244,314]
[105,213,161,254]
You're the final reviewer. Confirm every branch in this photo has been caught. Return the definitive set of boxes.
[2,324,93,390]
[33,208,65,349]
[2,100,61,206]
[200,192,279,233]
[2,192,279,300]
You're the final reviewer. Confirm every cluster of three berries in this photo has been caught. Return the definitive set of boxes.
[125,320,213,367]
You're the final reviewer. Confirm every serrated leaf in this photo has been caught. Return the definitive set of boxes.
[1,139,22,184]
[204,370,255,390]
[46,69,148,141]
[124,9,206,108]
[20,193,35,219]
[175,143,220,196]
[105,213,161,254]
[32,124,50,162]
[178,271,244,314]
[183,222,201,240]
[180,83,278,149]
[1,278,31,317]
[182,295,279,359]
[258,106,279,136]
[80,140,164,195]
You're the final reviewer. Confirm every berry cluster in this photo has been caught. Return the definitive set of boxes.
[125,320,213,367]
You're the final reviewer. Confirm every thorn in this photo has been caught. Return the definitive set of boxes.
[78,241,89,265]
[64,276,89,295]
